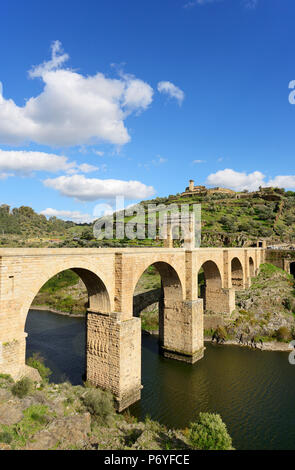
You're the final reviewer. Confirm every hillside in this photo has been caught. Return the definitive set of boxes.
[227,263,295,342]
[141,186,295,247]
[0,185,295,248]
[0,204,89,248]
[0,368,233,450]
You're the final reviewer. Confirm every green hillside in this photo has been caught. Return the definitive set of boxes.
[0,186,295,248]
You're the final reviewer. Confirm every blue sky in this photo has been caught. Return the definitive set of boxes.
[0,0,295,222]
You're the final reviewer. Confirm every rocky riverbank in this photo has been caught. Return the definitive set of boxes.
[204,337,293,352]
[0,371,233,450]
[30,305,85,318]
[225,263,295,344]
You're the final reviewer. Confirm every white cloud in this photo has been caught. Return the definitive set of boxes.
[184,0,258,9]
[243,0,258,9]
[29,40,69,78]
[41,207,95,223]
[0,172,13,180]
[184,0,220,8]
[193,159,206,164]
[43,174,155,201]
[152,155,167,165]
[157,81,185,106]
[138,155,167,169]
[267,175,295,189]
[0,149,98,176]
[206,168,295,191]
[0,41,153,147]
[93,150,104,157]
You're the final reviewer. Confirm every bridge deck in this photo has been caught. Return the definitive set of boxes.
[0,247,263,256]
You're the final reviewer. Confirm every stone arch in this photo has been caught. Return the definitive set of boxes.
[133,261,183,346]
[290,262,295,278]
[201,260,222,289]
[198,260,222,312]
[249,256,255,277]
[231,257,244,288]
[21,265,111,329]
[132,260,183,303]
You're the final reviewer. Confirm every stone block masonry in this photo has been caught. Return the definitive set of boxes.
[0,247,264,410]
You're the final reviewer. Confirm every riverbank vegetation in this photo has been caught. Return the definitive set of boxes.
[0,357,233,450]
[228,263,295,343]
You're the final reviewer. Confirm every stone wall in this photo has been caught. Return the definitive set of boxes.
[265,249,295,271]
[133,288,162,316]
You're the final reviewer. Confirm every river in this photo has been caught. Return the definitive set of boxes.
[26,309,295,450]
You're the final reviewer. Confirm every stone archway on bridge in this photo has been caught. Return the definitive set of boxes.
[132,259,203,364]
[198,260,222,313]
[197,257,236,315]
[231,257,244,289]
[132,261,183,347]
[24,266,112,388]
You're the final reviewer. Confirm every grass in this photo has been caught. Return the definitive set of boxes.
[0,405,50,448]
[39,270,80,293]
[26,353,52,382]
[11,377,33,398]
[141,309,159,331]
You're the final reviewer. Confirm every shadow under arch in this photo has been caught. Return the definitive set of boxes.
[24,267,112,385]
[133,261,183,346]
[21,266,111,328]
[290,262,295,278]
[133,261,184,303]
[249,257,255,278]
[231,257,244,288]
[198,260,222,311]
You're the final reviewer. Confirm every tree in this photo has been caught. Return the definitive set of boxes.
[188,412,233,450]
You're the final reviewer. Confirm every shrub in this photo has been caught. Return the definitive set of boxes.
[82,388,115,426]
[283,298,292,311]
[188,412,233,450]
[11,377,33,398]
[0,373,13,383]
[0,430,13,444]
[26,353,52,382]
[275,326,291,343]
[215,325,227,340]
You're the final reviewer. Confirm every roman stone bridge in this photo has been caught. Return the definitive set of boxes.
[0,247,265,410]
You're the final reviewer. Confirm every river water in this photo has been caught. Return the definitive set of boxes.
[26,309,295,450]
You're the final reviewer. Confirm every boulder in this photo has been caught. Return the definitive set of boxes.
[0,403,23,425]
[25,412,91,450]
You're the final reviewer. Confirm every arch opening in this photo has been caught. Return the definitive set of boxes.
[133,262,183,345]
[198,260,222,312]
[290,262,295,278]
[25,268,111,385]
[231,257,244,289]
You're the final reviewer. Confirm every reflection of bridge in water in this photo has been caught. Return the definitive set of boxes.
[0,246,265,410]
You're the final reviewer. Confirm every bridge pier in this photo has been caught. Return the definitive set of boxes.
[160,299,205,363]
[86,311,142,411]
[201,287,235,315]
